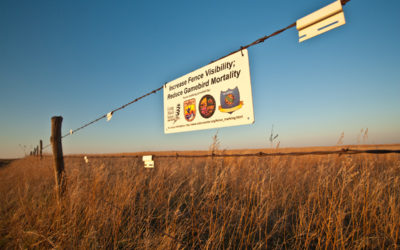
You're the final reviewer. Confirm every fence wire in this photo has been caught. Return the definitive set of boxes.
[38,1,356,245]
[41,0,352,151]
[59,148,400,160]
[38,146,399,248]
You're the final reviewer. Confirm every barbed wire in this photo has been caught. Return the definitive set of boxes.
[209,0,351,64]
[61,86,164,139]
[36,146,398,247]
[59,148,400,160]
[154,148,400,158]
[341,0,351,6]
[40,0,351,151]
[41,87,164,149]
[31,1,366,246]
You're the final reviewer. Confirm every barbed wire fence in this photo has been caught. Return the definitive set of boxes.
[37,0,353,151]
[26,0,400,246]
[52,148,399,160]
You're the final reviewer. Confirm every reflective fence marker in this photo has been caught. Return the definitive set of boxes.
[297,0,346,42]
[142,155,154,168]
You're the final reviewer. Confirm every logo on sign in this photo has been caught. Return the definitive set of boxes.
[184,99,196,122]
[167,104,181,123]
[219,87,243,114]
[199,95,216,119]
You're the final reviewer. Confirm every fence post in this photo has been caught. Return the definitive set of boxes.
[40,140,43,159]
[50,116,66,204]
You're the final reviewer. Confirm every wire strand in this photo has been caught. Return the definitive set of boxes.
[34,1,358,246]
[61,86,164,139]
[59,18,296,141]
[51,0,351,142]
[42,0,352,156]
[60,148,399,159]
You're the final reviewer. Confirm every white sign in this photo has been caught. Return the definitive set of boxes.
[297,0,346,42]
[142,155,154,168]
[163,49,254,134]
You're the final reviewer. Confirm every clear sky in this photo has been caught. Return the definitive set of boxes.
[1,0,399,158]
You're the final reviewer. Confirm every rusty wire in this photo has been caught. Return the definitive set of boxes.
[61,85,164,139]
[41,86,164,149]
[341,0,351,5]
[39,0,354,148]
[36,1,358,246]
[62,148,400,160]
[209,22,296,64]
[210,0,351,64]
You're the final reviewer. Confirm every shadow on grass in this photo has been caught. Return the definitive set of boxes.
[0,159,16,168]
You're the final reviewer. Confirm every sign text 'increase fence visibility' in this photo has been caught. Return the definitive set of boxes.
[163,49,254,133]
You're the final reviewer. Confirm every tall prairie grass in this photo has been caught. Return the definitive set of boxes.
[0,150,399,249]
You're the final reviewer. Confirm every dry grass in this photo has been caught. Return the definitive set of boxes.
[0,146,399,249]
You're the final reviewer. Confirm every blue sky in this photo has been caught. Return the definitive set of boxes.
[1,0,399,158]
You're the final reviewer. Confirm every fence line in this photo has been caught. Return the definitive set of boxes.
[61,86,164,140]
[36,146,399,248]
[39,0,352,151]
[35,1,356,246]
[59,148,400,160]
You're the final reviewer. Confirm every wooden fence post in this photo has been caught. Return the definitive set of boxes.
[50,116,66,204]
[39,140,43,159]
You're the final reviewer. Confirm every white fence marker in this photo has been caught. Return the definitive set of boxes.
[142,155,154,168]
[297,0,346,42]
[107,112,113,121]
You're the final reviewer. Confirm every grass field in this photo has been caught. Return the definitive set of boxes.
[0,145,399,249]
[0,159,15,169]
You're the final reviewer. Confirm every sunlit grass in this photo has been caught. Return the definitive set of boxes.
[0,147,399,248]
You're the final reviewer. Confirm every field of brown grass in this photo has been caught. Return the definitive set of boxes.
[1,145,399,249]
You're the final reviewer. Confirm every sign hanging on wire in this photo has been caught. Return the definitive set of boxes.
[50,0,351,144]
[163,49,254,134]
[297,0,346,42]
